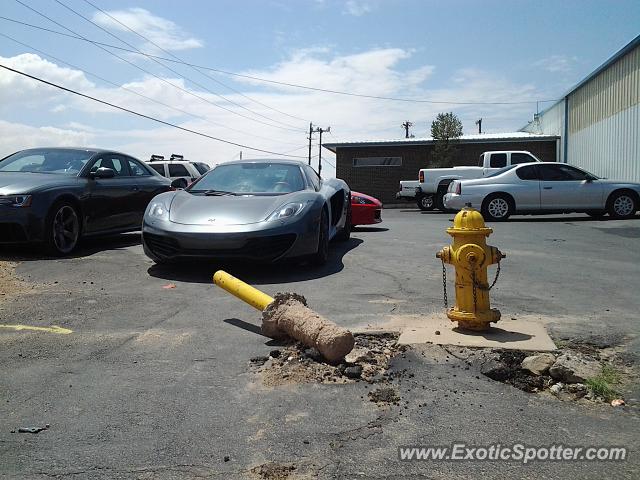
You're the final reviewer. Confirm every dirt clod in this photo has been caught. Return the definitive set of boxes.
[250,462,296,480]
[250,356,269,365]
[0,261,24,304]
[254,333,405,387]
[368,387,400,404]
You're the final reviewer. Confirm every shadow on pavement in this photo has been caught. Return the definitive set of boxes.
[353,226,389,232]
[0,232,141,262]
[504,214,640,223]
[452,326,532,343]
[222,318,290,345]
[223,318,265,337]
[147,237,364,285]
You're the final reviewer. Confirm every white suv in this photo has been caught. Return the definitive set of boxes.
[145,154,210,188]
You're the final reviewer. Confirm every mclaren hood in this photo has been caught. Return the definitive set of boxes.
[168,191,298,226]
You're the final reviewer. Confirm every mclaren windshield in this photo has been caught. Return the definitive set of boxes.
[189,162,306,195]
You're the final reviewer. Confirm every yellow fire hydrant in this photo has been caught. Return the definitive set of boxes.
[436,205,505,331]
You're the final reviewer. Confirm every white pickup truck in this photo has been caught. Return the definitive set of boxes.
[396,180,422,202]
[413,150,542,211]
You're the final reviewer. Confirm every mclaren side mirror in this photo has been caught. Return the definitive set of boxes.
[91,167,116,179]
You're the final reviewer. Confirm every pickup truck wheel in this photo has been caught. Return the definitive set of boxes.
[416,194,434,211]
[481,194,513,221]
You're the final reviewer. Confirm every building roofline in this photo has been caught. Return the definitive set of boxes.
[521,33,640,131]
[323,133,559,153]
[565,33,640,98]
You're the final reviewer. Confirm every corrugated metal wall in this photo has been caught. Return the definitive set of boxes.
[568,103,639,181]
[567,43,640,181]
[523,101,565,137]
[522,101,565,162]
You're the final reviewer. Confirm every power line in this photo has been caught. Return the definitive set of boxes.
[281,144,318,154]
[11,1,304,133]
[0,63,308,159]
[0,32,303,147]
[81,0,309,124]
[0,15,560,106]
[55,0,303,130]
[51,0,303,131]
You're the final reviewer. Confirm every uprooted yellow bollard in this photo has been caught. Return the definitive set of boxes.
[213,270,354,363]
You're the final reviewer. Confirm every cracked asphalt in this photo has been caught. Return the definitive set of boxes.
[1,209,639,479]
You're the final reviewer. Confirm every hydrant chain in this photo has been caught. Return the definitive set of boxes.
[441,259,448,309]
[488,261,501,290]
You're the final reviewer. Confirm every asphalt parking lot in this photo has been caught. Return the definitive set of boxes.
[1,209,639,479]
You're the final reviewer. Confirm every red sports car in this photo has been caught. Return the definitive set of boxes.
[351,191,383,226]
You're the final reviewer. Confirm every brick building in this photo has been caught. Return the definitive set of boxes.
[323,132,559,205]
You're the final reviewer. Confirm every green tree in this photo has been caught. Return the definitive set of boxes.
[430,112,463,167]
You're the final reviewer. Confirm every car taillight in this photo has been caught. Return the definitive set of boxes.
[455,182,462,195]
[419,171,424,183]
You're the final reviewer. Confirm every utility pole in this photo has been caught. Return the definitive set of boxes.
[401,121,413,138]
[312,126,330,177]
[475,118,482,134]
[307,122,313,165]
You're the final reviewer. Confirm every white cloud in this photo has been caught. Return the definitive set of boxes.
[0,120,95,158]
[92,8,203,52]
[343,0,374,16]
[242,48,433,97]
[0,54,94,108]
[533,55,578,73]
[0,48,551,177]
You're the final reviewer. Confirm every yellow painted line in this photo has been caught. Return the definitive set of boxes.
[0,324,72,334]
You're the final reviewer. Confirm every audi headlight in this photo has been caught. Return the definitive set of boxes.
[0,195,33,208]
[148,200,170,220]
[266,202,306,221]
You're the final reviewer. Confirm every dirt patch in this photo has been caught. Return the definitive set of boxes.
[253,332,407,387]
[368,387,400,405]
[481,350,550,393]
[447,341,635,406]
[250,462,296,480]
[0,261,24,303]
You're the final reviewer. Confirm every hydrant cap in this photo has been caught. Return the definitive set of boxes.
[448,206,493,235]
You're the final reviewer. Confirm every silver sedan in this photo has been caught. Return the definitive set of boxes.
[443,162,640,221]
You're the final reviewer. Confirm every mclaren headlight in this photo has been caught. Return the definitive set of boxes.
[0,195,33,208]
[148,199,170,220]
[266,202,306,221]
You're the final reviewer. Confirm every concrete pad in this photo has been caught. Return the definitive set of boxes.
[355,314,557,351]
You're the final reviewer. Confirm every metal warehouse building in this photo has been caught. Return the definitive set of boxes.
[323,133,558,205]
[521,34,640,182]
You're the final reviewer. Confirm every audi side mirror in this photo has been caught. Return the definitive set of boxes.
[170,178,187,189]
[91,167,116,179]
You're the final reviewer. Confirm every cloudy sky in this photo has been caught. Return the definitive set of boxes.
[1,0,639,176]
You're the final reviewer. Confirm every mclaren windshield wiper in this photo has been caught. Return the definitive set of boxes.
[202,189,238,196]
